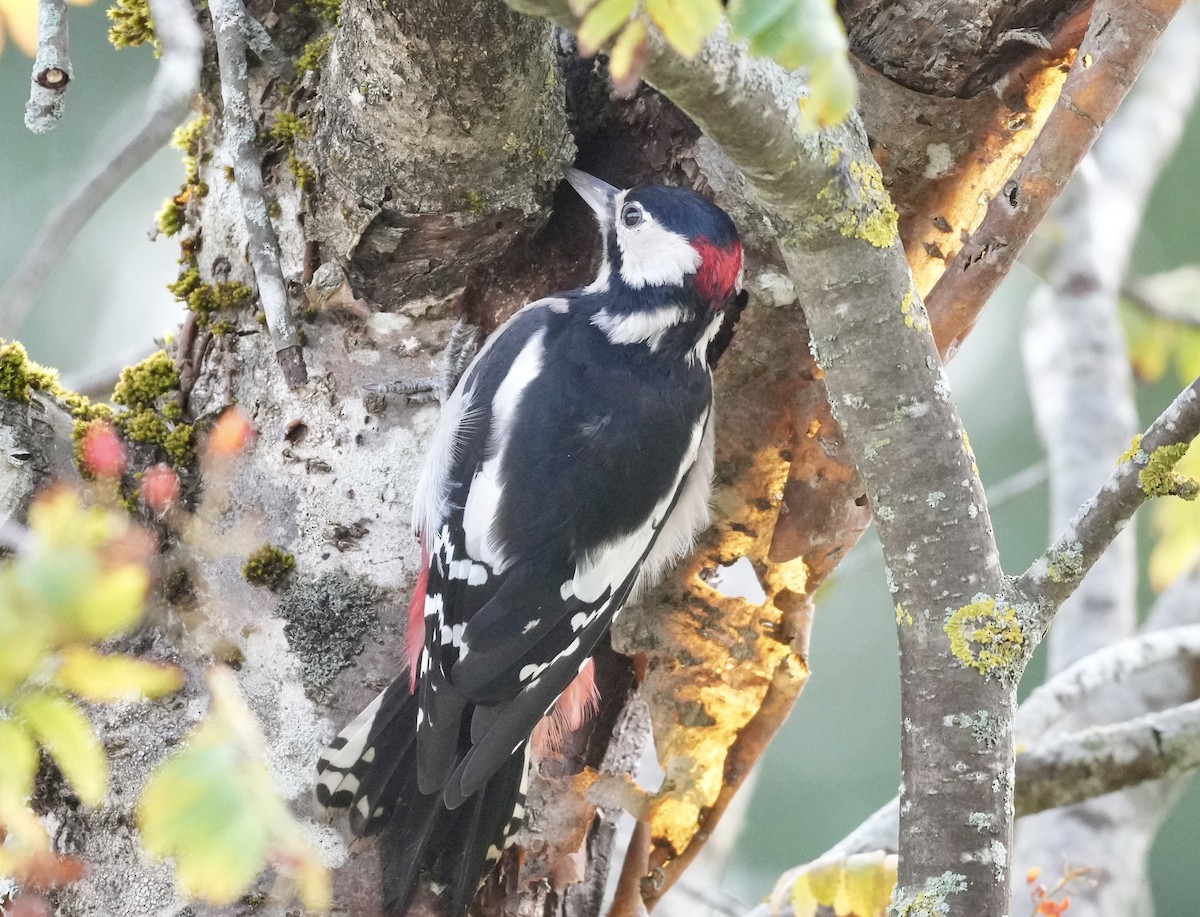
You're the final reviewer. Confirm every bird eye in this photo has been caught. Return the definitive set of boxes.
[620,203,644,228]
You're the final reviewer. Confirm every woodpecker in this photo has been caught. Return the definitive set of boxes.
[316,168,744,916]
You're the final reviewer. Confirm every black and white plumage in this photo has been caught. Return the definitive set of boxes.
[317,169,743,916]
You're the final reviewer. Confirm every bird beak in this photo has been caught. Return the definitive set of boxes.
[566,168,619,227]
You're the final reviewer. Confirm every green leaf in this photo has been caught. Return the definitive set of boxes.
[52,647,183,702]
[15,690,108,805]
[140,744,270,904]
[0,576,52,695]
[0,719,40,803]
[728,0,858,126]
[138,667,330,912]
[576,0,635,55]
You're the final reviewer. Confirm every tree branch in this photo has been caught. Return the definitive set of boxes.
[1016,697,1200,815]
[208,0,308,388]
[925,0,1187,356]
[25,0,72,133]
[1017,625,1200,743]
[1015,375,1200,623]
[0,0,203,334]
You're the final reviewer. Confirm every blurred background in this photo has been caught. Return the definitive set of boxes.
[1,4,1197,913]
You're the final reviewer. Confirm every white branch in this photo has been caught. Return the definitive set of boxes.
[1016,625,1200,744]
[209,0,308,388]
[0,0,203,334]
[25,0,72,133]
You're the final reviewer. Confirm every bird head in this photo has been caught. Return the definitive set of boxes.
[566,168,743,311]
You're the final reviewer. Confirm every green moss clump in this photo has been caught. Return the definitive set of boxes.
[289,155,316,192]
[297,33,334,73]
[0,341,57,404]
[210,320,237,336]
[306,0,342,25]
[171,115,211,158]
[167,269,255,326]
[243,544,297,591]
[270,112,308,143]
[157,197,186,237]
[466,190,486,217]
[113,351,179,410]
[118,408,168,445]
[163,423,196,466]
[107,0,156,49]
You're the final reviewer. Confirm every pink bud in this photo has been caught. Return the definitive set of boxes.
[142,464,181,511]
[81,423,127,479]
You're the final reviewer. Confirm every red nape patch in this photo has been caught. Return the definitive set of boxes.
[692,238,743,304]
[407,545,430,694]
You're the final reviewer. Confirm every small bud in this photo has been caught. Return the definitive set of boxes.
[1026,867,1043,885]
[142,465,181,512]
[81,423,127,479]
[207,407,255,457]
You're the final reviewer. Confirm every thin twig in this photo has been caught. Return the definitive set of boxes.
[240,14,295,78]
[1015,375,1200,623]
[1016,697,1200,815]
[0,0,203,334]
[209,0,308,388]
[25,0,72,133]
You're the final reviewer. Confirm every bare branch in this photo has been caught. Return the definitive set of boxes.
[926,0,1187,356]
[1016,697,1200,815]
[1015,375,1200,621]
[1017,625,1200,744]
[209,0,308,389]
[25,0,72,133]
[0,0,203,334]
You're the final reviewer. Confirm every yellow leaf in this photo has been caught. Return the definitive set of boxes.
[53,646,183,702]
[15,690,107,805]
[790,873,819,917]
[644,0,721,58]
[1149,447,1200,591]
[576,0,635,55]
[609,19,648,95]
[0,0,39,58]
[843,851,898,916]
[70,564,149,640]
[0,719,40,802]
[785,852,897,917]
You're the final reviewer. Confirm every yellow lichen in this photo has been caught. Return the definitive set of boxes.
[896,603,914,626]
[829,159,899,249]
[900,288,929,332]
[1118,434,1146,466]
[1140,442,1198,500]
[944,597,1024,675]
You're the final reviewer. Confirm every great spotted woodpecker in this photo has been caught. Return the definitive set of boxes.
[316,169,743,915]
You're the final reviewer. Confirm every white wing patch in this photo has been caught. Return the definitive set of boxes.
[462,329,547,575]
[412,382,478,543]
[592,305,688,351]
[315,687,386,807]
[634,403,716,599]
[571,407,712,603]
